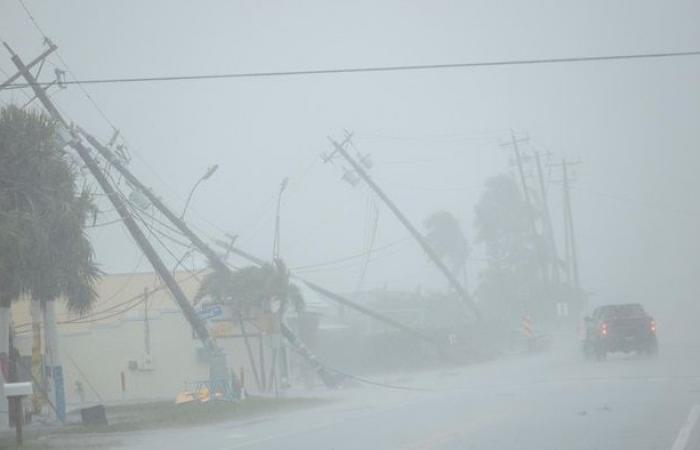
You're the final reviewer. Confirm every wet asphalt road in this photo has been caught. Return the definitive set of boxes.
[121,337,700,450]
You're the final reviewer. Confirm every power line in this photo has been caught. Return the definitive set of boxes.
[290,237,410,272]
[5,50,700,89]
[87,217,123,228]
[16,0,47,38]
[15,0,122,133]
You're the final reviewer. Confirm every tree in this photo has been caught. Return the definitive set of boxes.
[473,175,546,332]
[423,211,470,278]
[195,259,303,391]
[0,105,99,423]
[196,260,303,316]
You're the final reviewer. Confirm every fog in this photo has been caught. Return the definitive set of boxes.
[1,1,699,449]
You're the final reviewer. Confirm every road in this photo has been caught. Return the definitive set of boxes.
[120,336,700,450]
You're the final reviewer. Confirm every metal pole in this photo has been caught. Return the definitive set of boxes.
[329,137,480,320]
[181,178,204,220]
[272,178,289,260]
[181,164,218,220]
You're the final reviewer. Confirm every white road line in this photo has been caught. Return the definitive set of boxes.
[671,404,700,450]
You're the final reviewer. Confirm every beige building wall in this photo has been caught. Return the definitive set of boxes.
[10,271,273,409]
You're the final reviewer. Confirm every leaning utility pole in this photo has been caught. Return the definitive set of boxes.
[217,245,440,350]
[503,132,548,282]
[4,44,226,376]
[83,119,445,352]
[5,43,444,385]
[327,134,480,320]
[533,151,560,284]
[510,131,535,219]
[83,113,444,366]
[84,119,442,378]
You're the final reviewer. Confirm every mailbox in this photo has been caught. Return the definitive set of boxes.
[4,382,33,398]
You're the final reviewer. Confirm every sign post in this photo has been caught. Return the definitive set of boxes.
[5,382,33,446]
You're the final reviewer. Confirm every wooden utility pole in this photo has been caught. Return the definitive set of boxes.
[5,44,221,359]
[80,119,442,352]
[561,159,580,291]
[84,129,418,383]
[510,131,535,218]
[327,135,480,320]
[222,245,441,349]
[504,132,548,282]
[533,151,560,284]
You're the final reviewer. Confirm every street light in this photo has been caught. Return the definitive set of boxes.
[181,164,218,220]
[272,177,289,260]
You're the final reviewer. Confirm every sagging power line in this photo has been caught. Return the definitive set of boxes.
[3,50,699,89]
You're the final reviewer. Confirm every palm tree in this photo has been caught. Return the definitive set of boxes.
[195,260,303,391]
[474,174,545,328]
[0,105,99,423]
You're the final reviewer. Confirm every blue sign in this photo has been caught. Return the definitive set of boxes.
[198,304,223,320]
[53,366,66,422]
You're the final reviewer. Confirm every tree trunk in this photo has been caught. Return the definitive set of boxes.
[237,316,261,392]
[43,301,66,422]
[31,299,44,414]
[0,305,11,429]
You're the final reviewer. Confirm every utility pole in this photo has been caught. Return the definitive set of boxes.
[4,44,227,379]
[503,132,548,282]
[217,244,441,350]
[327,134,480,320]
[510,131,535,219]
[82,121,445,379]
[76,111,442,352]
[561,159,580,291]
[533,151,560,284]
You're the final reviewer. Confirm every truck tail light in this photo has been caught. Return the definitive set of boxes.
[650,320,656,333]
[601,322,608,336]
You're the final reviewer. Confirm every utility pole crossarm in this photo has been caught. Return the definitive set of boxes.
[328,136,480,320]
[0,41,57,91]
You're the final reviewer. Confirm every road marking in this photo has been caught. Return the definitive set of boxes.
[671,404,700,450]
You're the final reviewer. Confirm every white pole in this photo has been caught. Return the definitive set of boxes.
[0,305,12,429]
[43,301,66,421]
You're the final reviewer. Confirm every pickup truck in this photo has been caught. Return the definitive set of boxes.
[582,303,658,360]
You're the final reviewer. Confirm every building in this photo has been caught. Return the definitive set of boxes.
[7,270,293,418]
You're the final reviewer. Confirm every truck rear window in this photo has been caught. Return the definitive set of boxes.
[602,304,646,318]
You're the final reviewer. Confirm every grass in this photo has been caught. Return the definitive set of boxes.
[0,396,330,449]
[72,395,329,433]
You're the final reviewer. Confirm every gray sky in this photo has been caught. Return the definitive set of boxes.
[1,0,699,311]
